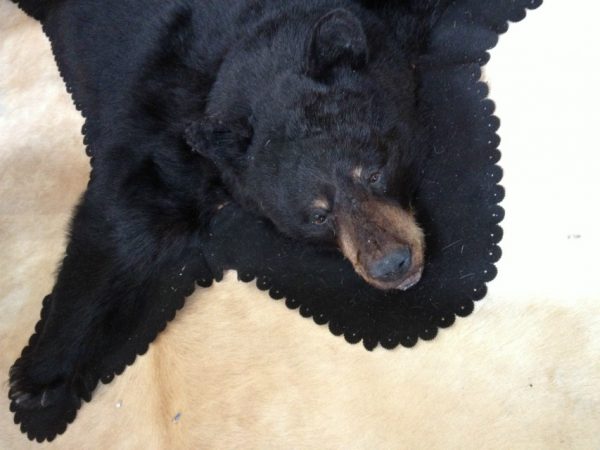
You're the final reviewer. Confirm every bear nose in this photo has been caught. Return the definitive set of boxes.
[367,247,412,281]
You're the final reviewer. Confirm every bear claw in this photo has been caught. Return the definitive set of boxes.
[10,382,81,442]
[8,359,85,441]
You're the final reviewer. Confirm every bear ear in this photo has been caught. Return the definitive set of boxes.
[185,117,253,171]
[304,8,369,79]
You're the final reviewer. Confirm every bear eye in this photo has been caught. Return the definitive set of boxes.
[368,171,381,184]
[311,212,328,225]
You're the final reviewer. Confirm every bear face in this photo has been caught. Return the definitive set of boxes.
[187,7,425,290]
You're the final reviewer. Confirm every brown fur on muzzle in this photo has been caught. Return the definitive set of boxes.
[336,196,425,290]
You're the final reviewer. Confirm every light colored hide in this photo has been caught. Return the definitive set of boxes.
[0,0,599,448]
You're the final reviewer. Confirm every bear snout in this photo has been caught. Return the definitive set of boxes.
[335,196,425,291]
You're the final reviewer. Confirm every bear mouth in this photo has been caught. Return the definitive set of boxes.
[395,268,423,291]
[355,265,424,291]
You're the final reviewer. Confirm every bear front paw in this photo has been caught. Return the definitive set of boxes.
[8,358,87,442]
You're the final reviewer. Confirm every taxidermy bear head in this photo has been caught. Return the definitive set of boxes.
[186,7,425,290]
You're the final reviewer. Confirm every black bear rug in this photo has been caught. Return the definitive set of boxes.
[10,0,541,442]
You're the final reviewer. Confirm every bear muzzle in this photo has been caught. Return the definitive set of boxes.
[335,196,425,291]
